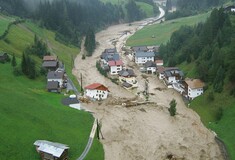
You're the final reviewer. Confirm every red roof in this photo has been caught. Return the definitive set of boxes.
[108,60,123,66]
[85,83,109,91]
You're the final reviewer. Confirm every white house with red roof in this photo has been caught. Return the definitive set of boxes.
[108,60,123,75]
[84,83,109,100]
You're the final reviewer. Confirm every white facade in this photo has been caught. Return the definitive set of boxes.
[47,78,63,87]
[165,76,177,84]
[188,87,204,100]
[231,8,235,12]
[110,65,123,75]
[159,73,164,79]
[146,67,156,74]
[85,89,109,100]
[135,56,154,65]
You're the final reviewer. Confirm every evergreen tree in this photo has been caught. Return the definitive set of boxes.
[168,99,177,116]
[21,53,27,75]
[11,53,17,67]
[85,28,96,56]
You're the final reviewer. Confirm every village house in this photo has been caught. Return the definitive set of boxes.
[0,52,9,62]
[183,78,205,100]
[144,61,157,74]
[47,70,65,87]
[157,66,165,79]
[134,52,155,65]
[155,59,164,66]
[118,69,137,88]
[103,48,117,54]
[85,83,109,100]
[100,51,120,70]
[47,81,60,93]
[108,60,123,75]
[224,5,235,12]
[42,55,59,71]
[34,140,69,160]
[163,67,184,85]
[131,46,148,53]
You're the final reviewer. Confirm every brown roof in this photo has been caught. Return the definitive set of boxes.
[43,56,58,61]
[185,78,205,89]
[155,60,163,64]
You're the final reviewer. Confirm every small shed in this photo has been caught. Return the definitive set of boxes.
[47,81,60,93]
[34,140,69,160]
[0,52,9,62]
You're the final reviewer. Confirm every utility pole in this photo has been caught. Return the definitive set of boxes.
[96,119,104,140]
[80,73,83,95]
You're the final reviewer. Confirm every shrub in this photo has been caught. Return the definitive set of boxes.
[13,66,23,76]
[207,91,214,102]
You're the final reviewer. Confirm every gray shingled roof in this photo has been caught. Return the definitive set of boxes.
[131,46,148,52]
[47,71,64,79]
[47,81,59,89]
[135,52,155,58]
[144,61,156,68]
[118,69,135,77]
[42,61,58,67]
[104,48,117,53]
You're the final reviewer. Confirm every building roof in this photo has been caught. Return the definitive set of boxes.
[42,61,58,68]
[43,55,58,61]
[62,97,79,105]
[104,48,117,53]
[135,52,155,58]
[108,60,123,66]
[47,71,64,79]
[155,59,163,65]
[34,140,69,158]
[85,83,109,91]
[131,46,148,52]
[157,67,179,74]
[47,81,59,89]
[122,82,132,88]
[118,69,136,77]
[164,68,184,77]
[144,61,156,68]
[185,78,205,89]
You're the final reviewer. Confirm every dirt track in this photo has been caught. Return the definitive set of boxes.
[73,8,223,160]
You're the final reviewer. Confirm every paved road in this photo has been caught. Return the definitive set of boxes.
[67,78,79,95]
[77,119,97,160]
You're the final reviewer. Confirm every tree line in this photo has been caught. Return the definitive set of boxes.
[160,8,235,94]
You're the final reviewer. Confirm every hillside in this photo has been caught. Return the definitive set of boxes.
[0,15,104,159]
[101,0,157,19]
[126,11,210,46]
[128,8,235,159]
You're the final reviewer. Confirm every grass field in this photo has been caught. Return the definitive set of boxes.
[136,2,154,18]
[0,14,15,35]
[190,88,235,159]
[0,63,104,160]
[126,12,210,46]
[0,14,103,159]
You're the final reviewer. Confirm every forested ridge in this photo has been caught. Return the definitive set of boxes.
[160,8,235,94]
[0,0,158,47]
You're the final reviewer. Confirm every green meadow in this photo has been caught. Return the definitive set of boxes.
[0,14,14,35]
[0,15,104,159]
[0,63,104,160]
[126,12,210,46]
